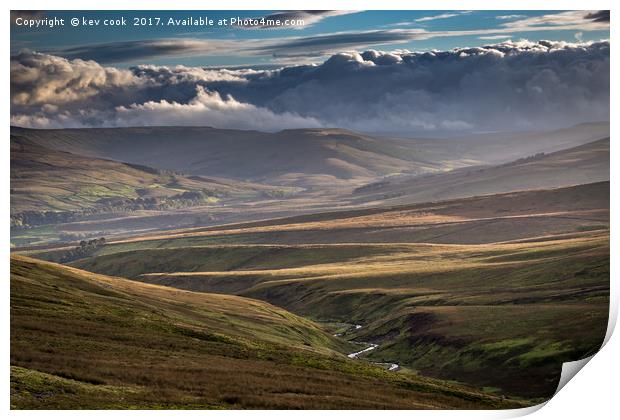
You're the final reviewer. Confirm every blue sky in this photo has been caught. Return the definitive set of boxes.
[11,10,610,67]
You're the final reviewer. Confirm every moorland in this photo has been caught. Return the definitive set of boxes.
[10,122,610,408]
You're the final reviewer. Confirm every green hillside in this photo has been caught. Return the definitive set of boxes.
[55,182,610,399]
[10,255,521,409]
[11,136,294,216]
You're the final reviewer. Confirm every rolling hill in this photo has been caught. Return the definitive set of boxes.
[10,255,520,409]
[352,137,609,206]
[10,123,609,248]
[10,122,609,189]
[9,127,436,189]
[32,182,608,400]
[38,181,606,253]
[11,135,295,226]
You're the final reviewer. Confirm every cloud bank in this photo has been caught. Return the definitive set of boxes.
[11,40,610,134]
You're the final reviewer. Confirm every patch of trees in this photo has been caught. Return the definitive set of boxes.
[124,162,184,177]
[59,237,106,263]
[11,189,218,228]
[497,152,546,168]
[259,189,296,199]
[96,190,217,212]
[11,211,76,228]
[58,231,108,242]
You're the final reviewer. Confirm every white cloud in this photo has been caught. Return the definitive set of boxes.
[415,11,472,23]
[500,10,608,30]
[495,15,526,20]
[113,86,322,131]
[11,40,610,134]
[479,35,513,40]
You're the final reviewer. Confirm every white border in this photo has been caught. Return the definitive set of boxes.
[3,1,617,419]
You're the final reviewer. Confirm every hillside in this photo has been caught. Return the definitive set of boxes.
[352,137,609,205]
[11,136,294,225]
[9,127,434,189]
[10,122,609,189]
[10,255,519,409]
[423,121,609,163]
[39,181,606,254]
[66,234,609,400]
[47,182,610,399]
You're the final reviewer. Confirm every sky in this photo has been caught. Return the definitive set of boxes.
[10,10,610,134]
[11,10,610,67]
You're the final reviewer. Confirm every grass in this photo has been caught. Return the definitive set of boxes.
[65,228,609,399]
[16,182,610,403]
[11,255,523,409]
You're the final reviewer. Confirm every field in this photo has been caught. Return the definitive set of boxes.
[21,181,608,401]
[11,123,609,248]
[10,124,610,409]
[10,255,522,409]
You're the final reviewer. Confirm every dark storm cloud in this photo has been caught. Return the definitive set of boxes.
[56,39,230,64]
[48,31,424,64]
[11,40,610,134]
[255,29,428,57]
[584,10,610,23]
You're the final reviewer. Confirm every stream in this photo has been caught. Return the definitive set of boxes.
[338,324,400,372]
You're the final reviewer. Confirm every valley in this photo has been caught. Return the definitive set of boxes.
[10,123,610,408]
[11,255,522,409]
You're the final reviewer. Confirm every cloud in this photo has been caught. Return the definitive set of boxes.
[113,86,321,130]
[10,51,142,107]
[495,15,526,20]
[44,11,609,64]
[500,10,609,30]
[414,11,472,22]
[11,40,610,134]
[388,11,472,27]
[478,35,513,40]
[584,10,610,23]
[56,39,238,64]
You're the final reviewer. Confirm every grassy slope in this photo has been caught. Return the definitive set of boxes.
[10,255,520,409]
[11,135,293,214]
[352,137,609,206]
[11,123,609,189]
[10,127,439,188]
[70,233,609,400]
[59,182,610,399]
[38,181,607,255]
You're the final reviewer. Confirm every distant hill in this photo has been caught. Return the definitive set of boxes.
[11,123,608,189]
[352,137,609,206]
[420,121,609,163]
[11,135,292,225]
[9,127,435,188]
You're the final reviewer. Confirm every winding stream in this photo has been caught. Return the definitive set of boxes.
[339,324,400,371]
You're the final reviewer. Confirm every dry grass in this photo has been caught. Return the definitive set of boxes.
[11,255,523,409]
